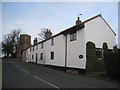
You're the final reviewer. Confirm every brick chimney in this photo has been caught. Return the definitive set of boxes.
[76,16,81,25]
[33,37,38,45]
[45,29,52,39]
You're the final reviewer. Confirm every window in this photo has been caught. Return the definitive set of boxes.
[32,55,34,59]
[96,48,102,58]
[40,53,43,60]
[51,52,54,60]
[51,38,54,46]
[41,43,43,49]
[70,31,76,41]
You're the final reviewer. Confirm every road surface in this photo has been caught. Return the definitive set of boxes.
[2,59,119,89]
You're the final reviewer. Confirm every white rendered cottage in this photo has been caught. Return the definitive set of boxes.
[23,14,116,73]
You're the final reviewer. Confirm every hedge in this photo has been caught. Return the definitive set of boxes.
[86,42,97,73]
[104,52,120,79]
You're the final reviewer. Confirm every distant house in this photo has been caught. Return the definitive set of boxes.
[22,14,116,73]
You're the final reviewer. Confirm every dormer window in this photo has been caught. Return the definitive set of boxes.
[70,31,76,41]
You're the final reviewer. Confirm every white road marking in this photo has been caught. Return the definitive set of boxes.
[21,68,29,74]
[33,75,59,89]
[16,65,19,68]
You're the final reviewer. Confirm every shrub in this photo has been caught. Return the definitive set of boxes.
[104,52,119,79]
[103,42,108,53]
[95,58,106,72]
[113,45,118,53]
[86,42,97,73]
[103,43,120,79]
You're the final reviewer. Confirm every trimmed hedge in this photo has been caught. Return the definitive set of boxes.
[86,42,106,73]
[104,52,120,79]
[103,42,108,53]
[86,42,97,73]
[103,43,120,79]
[113,46,118,53]
[86,41,119,78]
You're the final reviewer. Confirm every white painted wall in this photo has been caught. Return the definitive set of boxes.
[37,43,46,64]
[44,35,66,67]
[66,29,86,69]
[84,16,116,49]
[25,16,116,70]
[27,34,66,67]
[66,16,116,69]
[27,46,36,63]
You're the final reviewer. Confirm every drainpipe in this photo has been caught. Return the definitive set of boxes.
[65,35,67,71]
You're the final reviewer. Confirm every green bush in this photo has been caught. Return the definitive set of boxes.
[113,46,118,53]
[103,43,120,79]
[86,42,97,73]
[95,59,106,72]
[103,42,108,53]
[104,52,119,79]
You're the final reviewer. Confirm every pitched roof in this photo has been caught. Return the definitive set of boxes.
[83,14,101,23]
[23,14,116,51]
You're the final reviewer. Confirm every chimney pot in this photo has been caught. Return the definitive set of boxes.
[33,37,38,45]
[76,16,81,25]
[45,29,52,39]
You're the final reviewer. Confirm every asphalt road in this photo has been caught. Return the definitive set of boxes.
[2,59,119,89]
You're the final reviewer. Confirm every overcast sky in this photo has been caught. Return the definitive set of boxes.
[1,1,118,45]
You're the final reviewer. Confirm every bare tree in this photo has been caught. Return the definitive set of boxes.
[2,34,12,57]
[38,28,48,41]
[2,28,21,58]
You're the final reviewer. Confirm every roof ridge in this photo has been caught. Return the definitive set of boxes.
[59,14,101,34]
[23,14,116,51]
[83,14,101,23]
[31,14,102,46]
